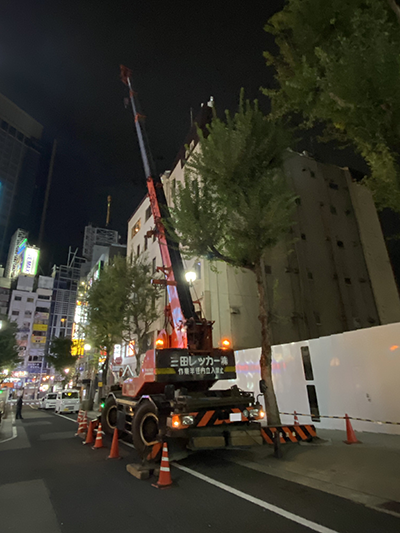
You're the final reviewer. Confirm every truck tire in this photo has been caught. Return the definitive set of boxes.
[101,396,119,436]
[132,401,159,457]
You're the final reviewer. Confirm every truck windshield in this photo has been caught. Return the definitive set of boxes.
[47,394,57,400]
[62,391,79,399]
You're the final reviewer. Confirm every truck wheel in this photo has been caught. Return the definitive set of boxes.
[101,396,119,436]
[132,401,159,457]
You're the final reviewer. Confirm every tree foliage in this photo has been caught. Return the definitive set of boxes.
[0,316,19,376]
[47,337,76,373]
[171,94,296,424]
[86,255,161,380]
[264,0,400,210]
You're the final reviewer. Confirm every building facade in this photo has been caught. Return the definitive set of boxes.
[48,249,85,342]
[0,93,49,264]
[82,224,119,262]
[8,275,53,380]
[122,150,400,371]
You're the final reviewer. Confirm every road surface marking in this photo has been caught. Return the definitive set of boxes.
[54,413,77,422]
[0,413,17,444]
[173,463,340,533]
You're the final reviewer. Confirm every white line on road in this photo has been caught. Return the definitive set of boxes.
[53,413,77,422]
[173,463,340,533]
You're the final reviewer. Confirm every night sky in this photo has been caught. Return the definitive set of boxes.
[0,0,283,270]
[0,1,399,280]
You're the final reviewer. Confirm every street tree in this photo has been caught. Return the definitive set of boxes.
[47,337,76,374]
[86,255,161,385]
[0,317,19,381]
[264,0,400,211]
[170,95,296,425]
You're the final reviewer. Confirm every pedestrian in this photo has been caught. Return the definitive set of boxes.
[16,395,23,419]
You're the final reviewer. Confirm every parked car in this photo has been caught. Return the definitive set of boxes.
[54,390,80,414]
[40,392,57,410]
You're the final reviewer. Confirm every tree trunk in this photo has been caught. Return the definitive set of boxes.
[99,351,110,400]
[254,259,281,426]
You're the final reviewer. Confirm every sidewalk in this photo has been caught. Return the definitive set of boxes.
[224,427,400,514]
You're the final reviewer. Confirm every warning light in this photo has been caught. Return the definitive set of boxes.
[155,338,164,348]
[172,415,180,428]
[259,410,265,419]
[221,339,231,349]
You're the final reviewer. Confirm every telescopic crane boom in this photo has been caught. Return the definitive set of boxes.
[120,65,213,353]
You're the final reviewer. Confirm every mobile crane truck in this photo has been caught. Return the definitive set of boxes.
[101,66,274,459]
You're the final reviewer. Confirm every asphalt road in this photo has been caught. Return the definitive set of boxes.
[0,407,399,533]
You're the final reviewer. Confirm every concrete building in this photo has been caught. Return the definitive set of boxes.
[122,150,400,369]
[48,249,85,342]
[8,275,53,379]
[0,94,49,264]
[82,224,119,262]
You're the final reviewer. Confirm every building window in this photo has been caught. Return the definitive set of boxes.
[38,295,50,300]
[301,233,306,240]
[345,277,352,285]
[313,311,321,326]
[14,296,22,301]
[137,244,140,256]
[152,258,156,274]
[330,205,337,215]
[27,298,34,303]
[301,346,314,380]
[329,182,339,190]
[153,232,156,243]
[131,219,141,238]
[195,261,202,279]
[12,310,19,316]
[145,206,152,221]
[295,197,301,206]
[307,272,313,280]
[24,311,32,317]
[310,171,316,178]
[337,240,344,248]
[144,235,148,251]
[307,385,321,422]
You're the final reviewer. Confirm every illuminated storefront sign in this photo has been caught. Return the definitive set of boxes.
[32,323,48,332]
[22,247,40,276]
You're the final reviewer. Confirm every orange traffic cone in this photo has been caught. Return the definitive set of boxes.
[82,411,88,432]
[83,420,95,445]
[153,442,172,488]
[75,413,87,436]
[107,428,121,459]
[77,410,82,424]
[294,411,299,426]
[344,414,361,444]
[92,422,104,449]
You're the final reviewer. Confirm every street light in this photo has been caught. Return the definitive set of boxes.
[185,271,197,284]
[84,344,91,351]
[64,368,70,374]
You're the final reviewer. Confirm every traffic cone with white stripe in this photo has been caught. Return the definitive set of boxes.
[294,411,299,426]
[82,411,88,432]
[77,410,83,424]
[92,422,104,449]
[75,414,87,436]
[153,442,172,488]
